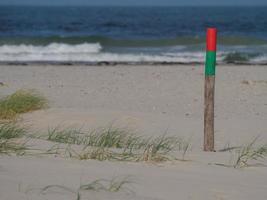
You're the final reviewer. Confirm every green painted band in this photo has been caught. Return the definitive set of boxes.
[205,51,216,76]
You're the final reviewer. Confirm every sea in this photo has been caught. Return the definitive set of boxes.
[0,6,267,65]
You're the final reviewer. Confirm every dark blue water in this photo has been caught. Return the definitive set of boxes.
[0,6,267,64]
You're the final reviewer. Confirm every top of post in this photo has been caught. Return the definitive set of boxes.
[206,28,217,51]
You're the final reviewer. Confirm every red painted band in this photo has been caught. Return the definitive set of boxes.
[206,28,217,51]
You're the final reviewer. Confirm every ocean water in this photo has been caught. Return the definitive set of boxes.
[0,6,267,64]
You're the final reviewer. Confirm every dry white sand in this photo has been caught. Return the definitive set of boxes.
[0,64,267,200]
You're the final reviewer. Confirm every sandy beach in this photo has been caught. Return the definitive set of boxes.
[0,64,267,200]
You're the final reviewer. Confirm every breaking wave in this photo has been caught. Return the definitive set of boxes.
[0,42,266,64]
[0,43,102,55]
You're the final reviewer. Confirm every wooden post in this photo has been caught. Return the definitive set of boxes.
[204,28,217,152]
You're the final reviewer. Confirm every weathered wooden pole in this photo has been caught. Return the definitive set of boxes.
[204,28,217,152]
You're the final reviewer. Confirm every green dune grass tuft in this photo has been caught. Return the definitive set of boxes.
[215,137,267,168]
[38,176,133,200]
[0,122,26,139]
[0,89,48,120]
[0,123,28,155]
[47,126,143,149]
[234,137,267,168]
[46,126,186,162]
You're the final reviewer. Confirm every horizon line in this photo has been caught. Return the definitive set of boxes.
[1,4,267,7]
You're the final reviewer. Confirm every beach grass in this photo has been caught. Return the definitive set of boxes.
[0,123,187,162]
[180,138,191,161]
[79,176,133,192]
[47,126,85,145]
[47,126,144,149]
[0,89,47,120]
[46,126,183,150]
[0,122,28,155]
[214,138,267,168]
[0,139,28,155]
[46,126,185,162]
[40,176,133,200]
[0,122,26,139]
[233,137,267,168]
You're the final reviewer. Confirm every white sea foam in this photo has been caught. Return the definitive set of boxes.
[0,43,102,55]
[250,55,267,64]
[0,43,265,64]
[0,43,203,63]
